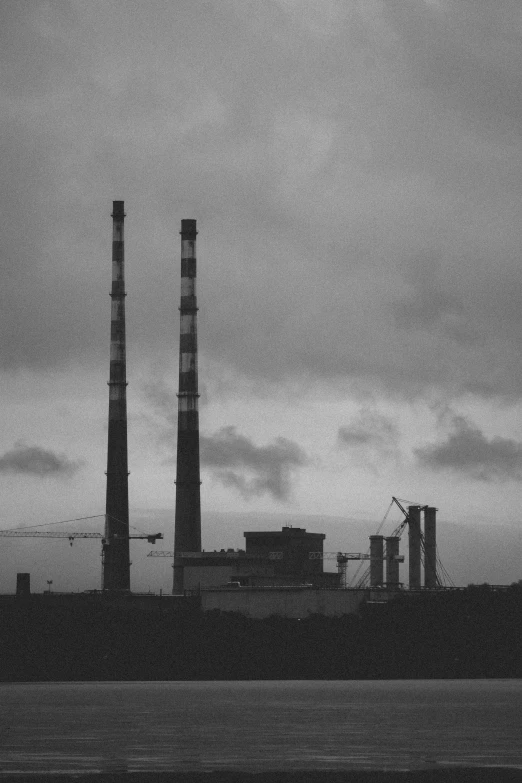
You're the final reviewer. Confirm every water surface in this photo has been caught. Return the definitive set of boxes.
[1,680,521,774]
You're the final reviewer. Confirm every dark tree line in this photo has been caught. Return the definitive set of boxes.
[1,584,521,681]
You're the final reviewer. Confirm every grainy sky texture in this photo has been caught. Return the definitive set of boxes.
[1,0,522,591]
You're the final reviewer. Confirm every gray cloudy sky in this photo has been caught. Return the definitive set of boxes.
[1,0,522,591]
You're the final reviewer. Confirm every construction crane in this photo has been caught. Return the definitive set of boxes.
[317,551,404,588]
[308,552,372,589]
[333,553,369,588]
[389,497,425,538]
[352,497,453,588]
[0,529,163,546]
[0,514,163,589]
[389,497,453,587]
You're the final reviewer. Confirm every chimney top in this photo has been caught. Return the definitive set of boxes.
[180,219,197,237]
[112,201,125,217]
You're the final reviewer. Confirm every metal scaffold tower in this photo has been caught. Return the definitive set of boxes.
[351,497,453,589]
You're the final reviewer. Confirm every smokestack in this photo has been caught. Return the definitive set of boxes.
[369,535,384,587]
[408,505,421,589]
[385,536,400,587]
[173,219,201,594]
[103,200,130,592]
[424,506,437,588]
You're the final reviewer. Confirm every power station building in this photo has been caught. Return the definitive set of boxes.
[173,526,341,592]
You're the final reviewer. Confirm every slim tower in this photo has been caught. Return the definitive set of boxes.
[424,506,437,588]
[369,535,384,587]
[173,219,201,593]
[103,200,130,591]
[408,505,421,590]
[385,536,400,587]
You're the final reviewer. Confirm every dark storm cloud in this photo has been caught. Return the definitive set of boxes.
[415,415,522,482]
[338,411,398,449]
[2,1,522,399]
[0,443,83,478]
[200,426,308,501]
[143,379,308,500]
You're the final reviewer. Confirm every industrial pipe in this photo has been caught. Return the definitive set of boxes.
[385,536,400,587]
[408,505,421,590]
[424,506,437,588]
[369,535,384,587]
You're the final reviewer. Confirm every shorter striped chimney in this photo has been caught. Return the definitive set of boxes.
[173,219,201,593]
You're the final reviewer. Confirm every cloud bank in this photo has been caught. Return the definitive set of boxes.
[0,443,83,479]
[415,416,522,482]
[200,426,308,501]
[338,410,398,449]
[144,380,308,500]
[2,1,522,401]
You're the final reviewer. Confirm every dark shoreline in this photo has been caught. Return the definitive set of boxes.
[2,586,522,681]
[1,770,522,783]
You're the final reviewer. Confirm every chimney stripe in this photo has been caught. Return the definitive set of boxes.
[180,334,197,352]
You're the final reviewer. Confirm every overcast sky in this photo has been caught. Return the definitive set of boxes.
[1,0,522,592]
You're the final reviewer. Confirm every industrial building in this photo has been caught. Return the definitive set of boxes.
[170,527,340,592]
[166,504,441,618]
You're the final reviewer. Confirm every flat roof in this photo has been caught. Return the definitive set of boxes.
[245,527,325,540]
[176,551,265,559]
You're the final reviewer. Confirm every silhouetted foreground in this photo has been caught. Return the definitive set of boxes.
[1,584,521,680]
[1,770,521,783]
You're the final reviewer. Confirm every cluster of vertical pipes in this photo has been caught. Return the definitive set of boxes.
[370,534,399,588]
[173,219,202,594]
[370,506,438,588]
[408,505,438,589]
[103,201,130,591]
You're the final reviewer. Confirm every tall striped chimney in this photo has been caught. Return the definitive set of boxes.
[103,200,130,592]
[173,219,201,594]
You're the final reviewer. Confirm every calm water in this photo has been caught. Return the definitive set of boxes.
[0,680,521,774]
